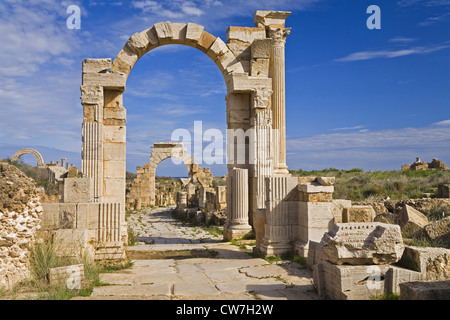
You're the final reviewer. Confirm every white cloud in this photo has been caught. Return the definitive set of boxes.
[286,125,450,170]
[389,37,417,43]
[433,120,450,126]
[0,1,82,77]
[335,45,450,62]
[331,125,364,131]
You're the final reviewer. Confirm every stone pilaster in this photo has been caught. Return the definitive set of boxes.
[260,175,298,256]
[249,88,273,235]
[269,27,291,176]
[81,84,104,202]
[224,168,252,240]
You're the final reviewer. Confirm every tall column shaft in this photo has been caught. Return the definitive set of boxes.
[224,168,252,240]
[232,168,249,223]
[269,28,291,175]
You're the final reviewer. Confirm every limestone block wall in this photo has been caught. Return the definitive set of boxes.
[0,163,42,289]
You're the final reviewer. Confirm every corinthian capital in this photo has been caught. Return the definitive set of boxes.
[269,27,291,45]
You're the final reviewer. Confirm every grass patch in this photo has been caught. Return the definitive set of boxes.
[204,225,223,238]
[1,235,133,300]
[371,293,400,300]
[290,168,450,201]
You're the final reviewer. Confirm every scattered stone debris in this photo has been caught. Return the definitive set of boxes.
[402,157,448,171]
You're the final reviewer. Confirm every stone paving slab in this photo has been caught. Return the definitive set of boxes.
[91,283,171,297]
[75,207,318,300]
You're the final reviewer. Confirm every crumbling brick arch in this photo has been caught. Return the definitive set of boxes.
[11,148,46,168]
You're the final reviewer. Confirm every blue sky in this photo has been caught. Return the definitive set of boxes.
[0,0,449,177]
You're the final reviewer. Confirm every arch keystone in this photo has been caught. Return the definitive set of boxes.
[171,23,187,44]
[154,21,173,44]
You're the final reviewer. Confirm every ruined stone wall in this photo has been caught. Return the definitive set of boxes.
[0,163,42,289]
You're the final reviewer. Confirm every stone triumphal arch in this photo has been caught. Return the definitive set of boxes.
[11,148,46,168]
[80,11,293,252]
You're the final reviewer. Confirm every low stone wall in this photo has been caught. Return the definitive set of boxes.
[0,163,42,289]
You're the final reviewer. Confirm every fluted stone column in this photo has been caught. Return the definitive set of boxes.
[269,27,291,176]
[224,168,252,240]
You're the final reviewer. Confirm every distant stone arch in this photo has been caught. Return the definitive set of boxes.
[11,149,46,168]
[148,142,194,206]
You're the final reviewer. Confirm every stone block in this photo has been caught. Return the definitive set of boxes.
[171,23,187,43]
[227,40,251,61]
[197,31,216,53]
[80,85,103,105]
[40,203,59,230]
[58,204,77,229]
[398,246,450,281]
[321,223,405,265]
[154,21,173,44]
[226,26,266,44]
[103,126,126,144]
[254,208,266,249]
[297,177,317,184]
[316,177,336,186]
[385,266,422,295]
[67,166,78,178]
[104,160,126,179]
[49,264,84,288]
[82,59,111,73]
[330,199,352,224]
[342,206,374,223]
[298,183,334,194]
[143,27,159,46]
[227,73,272,93]
[111,47,138,75]
[103,143,126,161]
[299,191,333,203]
[307,241,326,270]
[400,281,450,300]
[185,23,204,45]
[250,58,269,77]
[254,11,291,28]
[251,39,272,59]
[207,37,229,61]
[63,178,92,204]
[296,202,335,258]
[126,32,148,55]
[399,204,429,237]
[313,260,390,300]
[424,216,450,245]
[82,72,126,91]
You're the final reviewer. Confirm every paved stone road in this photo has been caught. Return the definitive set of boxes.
[74,207,318,300]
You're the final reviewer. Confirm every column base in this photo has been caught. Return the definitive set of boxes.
[260,239,292,256]
[273,164,290,176]
[223,224,253,241]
